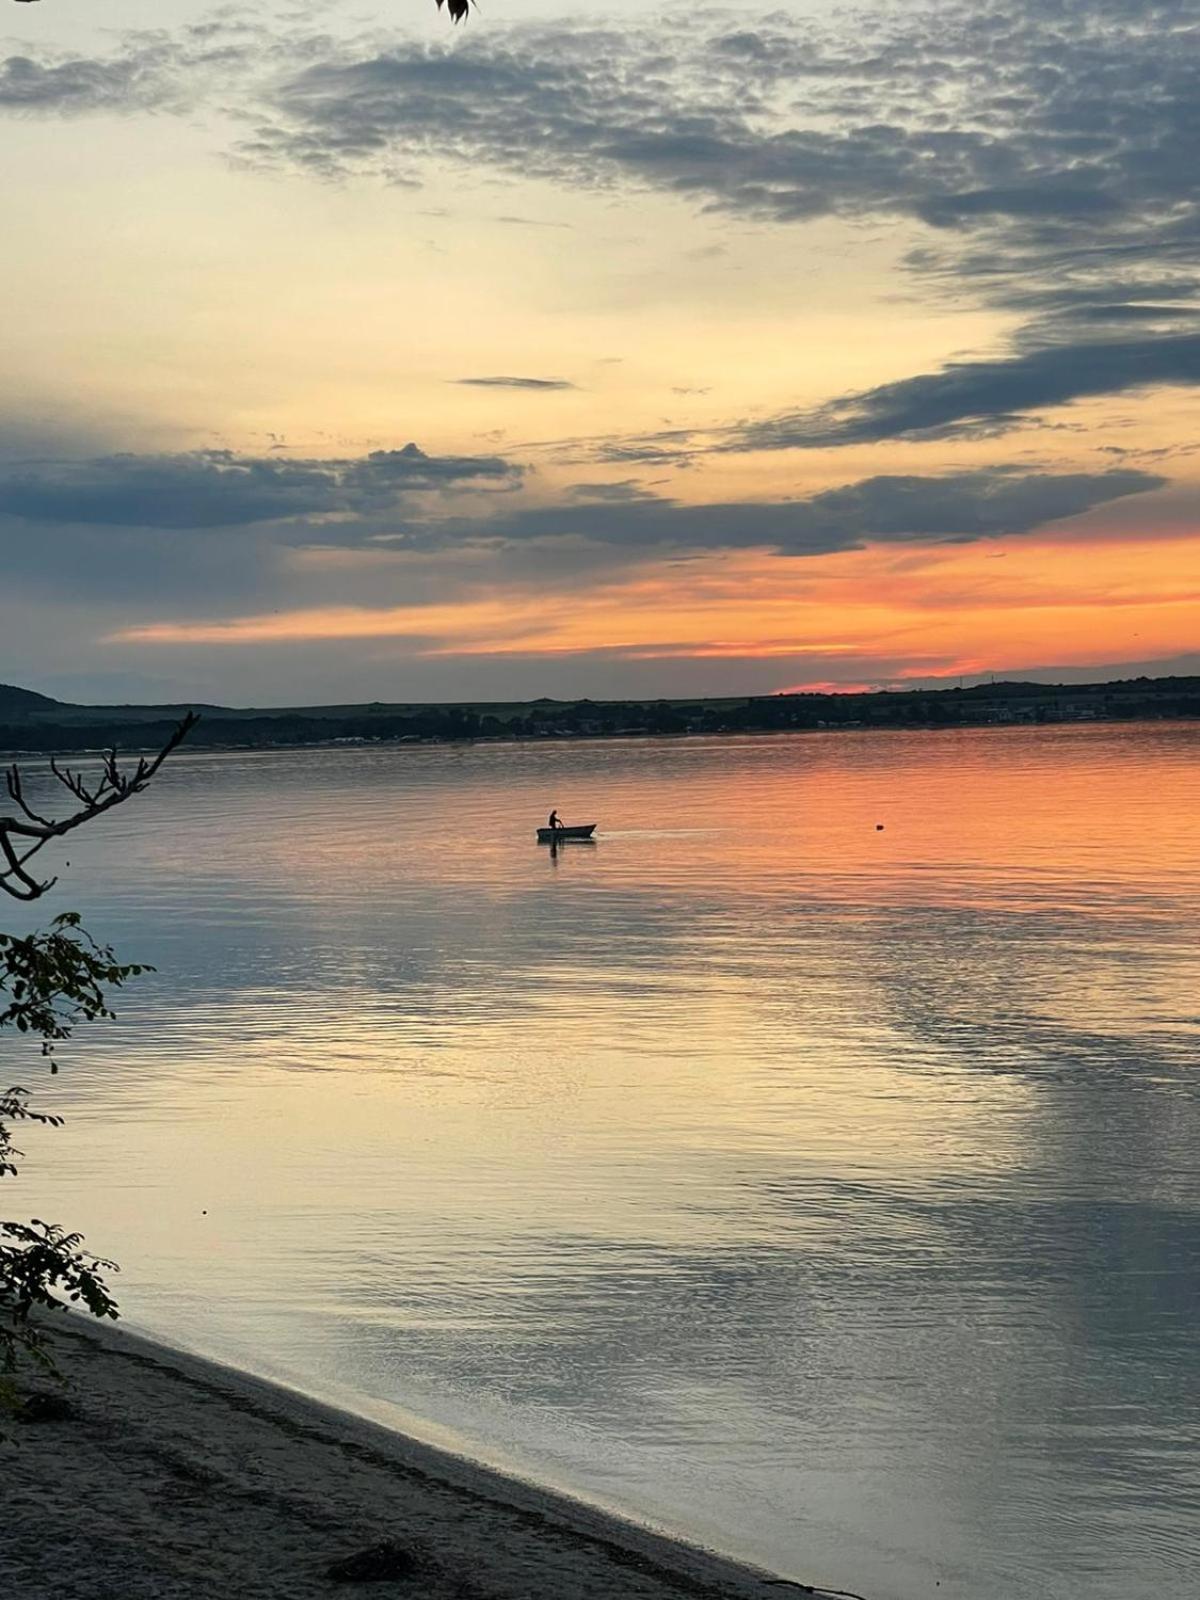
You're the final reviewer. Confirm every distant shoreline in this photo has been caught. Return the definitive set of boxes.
[5,1314,835,1600]
[1,674,1197,758]
[1,713,1195,761]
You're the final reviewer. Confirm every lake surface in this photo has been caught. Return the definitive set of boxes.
[13,725,1200,1600]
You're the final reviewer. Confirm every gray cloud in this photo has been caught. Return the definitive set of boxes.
[581,434,700,468]
[0,44,176,114]
[572,327,1200,462]
[234,4,1196,255]
[454,376,577,391]
[735,334,1200,450]
[13,5,1192,290]
[438,467,1164,557]
[0,444,519,530]
[0,20,258,116]
[0,453,1163,625]
[492,214,572,230]
[566,480,660,504]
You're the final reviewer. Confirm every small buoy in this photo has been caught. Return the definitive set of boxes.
[876,823,884,831]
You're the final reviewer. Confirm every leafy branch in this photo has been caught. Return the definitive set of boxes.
[0,1220,118,1407]
[0,915,152,1060]
[2,719,193,1410]
[0,1087,64,1181]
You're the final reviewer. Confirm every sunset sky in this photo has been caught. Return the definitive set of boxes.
[2,0,1197,705]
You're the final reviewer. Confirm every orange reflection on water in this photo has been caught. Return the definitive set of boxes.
[15,726,1200,1600]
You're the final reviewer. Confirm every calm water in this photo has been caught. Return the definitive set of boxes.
[13,725,1200,1599]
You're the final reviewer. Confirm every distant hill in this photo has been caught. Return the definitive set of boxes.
[0,683,70,722]
[0,675,1197,754]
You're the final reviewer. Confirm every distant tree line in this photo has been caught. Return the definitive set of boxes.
[2,679,1198,758]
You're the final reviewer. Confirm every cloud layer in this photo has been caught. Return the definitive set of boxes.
[5,2,1197,446]
[454,376,577,390]
[736,336,1200,450]
[0,444,518,529]
[445,467,1164,556]
[0,446,1163,561]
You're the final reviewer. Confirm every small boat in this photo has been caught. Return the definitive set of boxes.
[536,823,597,842]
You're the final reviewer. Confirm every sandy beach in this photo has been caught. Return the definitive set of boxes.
[2,1316,843,1600]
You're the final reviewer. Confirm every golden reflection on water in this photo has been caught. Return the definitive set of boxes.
[13,724,1200,1600]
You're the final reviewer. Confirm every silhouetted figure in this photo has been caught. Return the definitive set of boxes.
[548,809,564,833]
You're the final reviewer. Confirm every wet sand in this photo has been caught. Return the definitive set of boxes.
[2,1315,847,1600]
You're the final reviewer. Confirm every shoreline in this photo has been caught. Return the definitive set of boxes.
[4,675,1197,761]
[4,1314,850,1600]
[2,714,1189,763]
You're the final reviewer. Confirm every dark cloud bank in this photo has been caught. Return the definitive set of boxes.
[459,467,1163,556]
[0,444,517,529]
[0,449,1162,558]
[737,335,1200,450]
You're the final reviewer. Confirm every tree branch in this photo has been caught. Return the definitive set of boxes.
[0,714,198,902]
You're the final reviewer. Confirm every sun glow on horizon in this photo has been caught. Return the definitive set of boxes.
[104,526,1200,691]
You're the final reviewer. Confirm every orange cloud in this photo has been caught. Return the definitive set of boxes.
[777,680,881,694]
[109,526,1200,680]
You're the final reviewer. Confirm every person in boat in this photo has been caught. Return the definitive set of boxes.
[548,809,565,833]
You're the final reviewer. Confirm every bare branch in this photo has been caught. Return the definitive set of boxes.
[4,765,55,829]
[0,827,52,902]
[0,713,198,901]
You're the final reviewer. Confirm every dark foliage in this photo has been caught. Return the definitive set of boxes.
[0,914,152,1055]
[2,723,192,1412]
